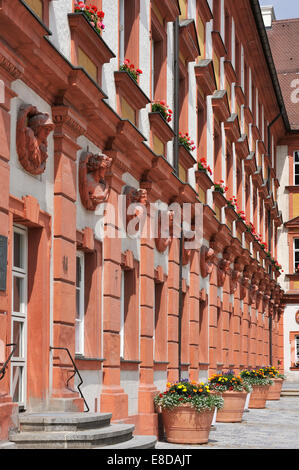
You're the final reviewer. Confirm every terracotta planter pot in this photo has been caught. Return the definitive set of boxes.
[248,384,270,409]
[267,378,283,400]
[216,390,247,423]
[162,405,214,444]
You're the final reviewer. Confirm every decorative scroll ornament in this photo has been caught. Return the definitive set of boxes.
[200,246,215,278]
[79,151,112,211]
[16,104,54,175]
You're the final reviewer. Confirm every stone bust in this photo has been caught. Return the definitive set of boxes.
[79,151,112,211]
[16,104,54,175]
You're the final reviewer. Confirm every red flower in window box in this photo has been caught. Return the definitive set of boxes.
[152,100,172,123]
[119,59,143,82]
[179,132,196,152]
[74,2,105,34]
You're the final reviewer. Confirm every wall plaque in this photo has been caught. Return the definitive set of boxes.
[0,235,8,292]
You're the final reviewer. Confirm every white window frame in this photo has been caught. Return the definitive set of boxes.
[296,336,299,363]
[120,269,125,358]
[119,0,125,64]
[294,238,299,272]
[11,225,28,409]
[294,151,299,186]
[75,251,85,356]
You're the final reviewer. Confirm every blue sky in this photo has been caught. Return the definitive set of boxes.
[259,0,299,19]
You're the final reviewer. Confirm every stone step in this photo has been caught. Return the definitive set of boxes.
[9,423,135,449]
[0,440,17,449]
[281,390,299,396]
[95,435,157,450]
[18,412,112,432]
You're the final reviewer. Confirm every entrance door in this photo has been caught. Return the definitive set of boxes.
[10,225,28,410]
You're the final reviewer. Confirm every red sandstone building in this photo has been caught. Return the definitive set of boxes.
[0,0,295,445]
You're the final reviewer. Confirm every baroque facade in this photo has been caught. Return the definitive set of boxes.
[0,0,293,440]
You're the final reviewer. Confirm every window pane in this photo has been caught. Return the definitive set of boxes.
[12,321,24,358]
[12,366,23,403]
[295,175,299,186]
[295,239,299,250]
[13,277,23,313]
[13,232,23,269]
[295,163,299,175]
[76,257,81,288]
[295,151,299,162]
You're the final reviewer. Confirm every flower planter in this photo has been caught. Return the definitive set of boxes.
[216,390,247,423]
[266,378,283,401]
[162,404,214,444]
[248,384,270,409]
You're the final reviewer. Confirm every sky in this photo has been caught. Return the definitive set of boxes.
[259,0,299,19]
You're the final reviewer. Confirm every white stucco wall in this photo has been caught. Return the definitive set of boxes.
[283,304,299,381]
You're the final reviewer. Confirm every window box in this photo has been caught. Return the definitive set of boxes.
[114,70,150,126]
[224,60,237,85]
[211,31,227,58]
[252,167,264,187]
[258,180,269,199]
[149,111,174,156]
[179,19,201,63]
[195,170,213,192]
[224,113,241,143]
[68,12,115,84]
[225,205,239,226]
[154,0,180,22]
[244,152,257,176]
[178,144,196,183]
[213,190,227,210]
[194,59,217,97]
[234,84,246,107]
[211,90,230,123]
[235,134,250,160]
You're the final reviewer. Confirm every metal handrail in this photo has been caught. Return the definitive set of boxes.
[50,346,90,412]
[0,343,17,381]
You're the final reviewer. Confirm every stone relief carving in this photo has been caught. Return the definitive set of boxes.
[79,151,112,211]
[230,258,243,295]
[123,186,148,234]
[217,248,232,287]
[155,209,174,253]
[200,246,215,278]
[240,265,251,301]
[16,104,54,175]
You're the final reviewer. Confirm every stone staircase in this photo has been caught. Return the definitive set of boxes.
[281,381,299,397]
[4,412,157,449]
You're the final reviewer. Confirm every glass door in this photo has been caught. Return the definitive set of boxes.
[11,226,28,410]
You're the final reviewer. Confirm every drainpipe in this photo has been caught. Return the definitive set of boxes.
[173,16,183,381]
[173,17,180,175]
[267,111,281,366]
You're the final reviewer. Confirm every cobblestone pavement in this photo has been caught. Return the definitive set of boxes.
[155,396,299,450]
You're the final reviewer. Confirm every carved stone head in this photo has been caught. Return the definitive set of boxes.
[16,104,54,175]
[79,151,112,211]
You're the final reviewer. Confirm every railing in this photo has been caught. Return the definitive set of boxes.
[50,346,90,412]
[0,343,17,381]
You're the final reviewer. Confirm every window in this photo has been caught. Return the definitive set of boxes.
[24,0,50,26]
[75,252,85,355]
[294,151,299,185]
[119,0,139,67]
[120,266,139,360]
[11,226,28,409]
[296,336,299,363]
[294,239,299,271]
